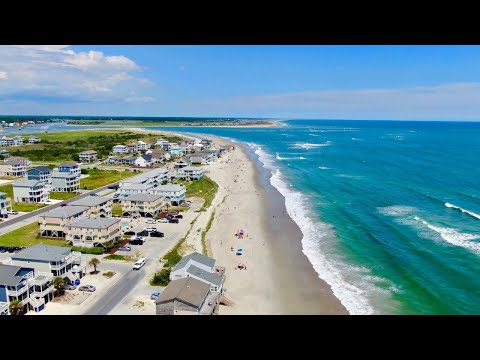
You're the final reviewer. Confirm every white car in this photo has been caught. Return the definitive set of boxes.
[133,258,146,270]
[143,227,157,232]
[159,218,168,223]
[145,219,156,224]
[7,210,18,215]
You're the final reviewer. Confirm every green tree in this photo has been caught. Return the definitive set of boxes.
[89,258,100,274]
[53,276,65,296]
[9,300,23,315]
[150,268,172,286]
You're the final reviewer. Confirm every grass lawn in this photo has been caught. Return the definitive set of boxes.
[177,176,219,211]
[27,130,134,143]
[0,222,66,247]
[112,203,122,217]
[0,176,22,180]
[49,192,79,200]
[0,184,48,212]
[80,169,136,190]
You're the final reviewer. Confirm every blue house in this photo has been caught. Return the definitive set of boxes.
[170,145,182,156]
[27,166,52,185]
[0,264,54,315]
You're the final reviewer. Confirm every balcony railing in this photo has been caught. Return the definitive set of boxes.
[31,286,54,299]
[29,272,53,286]
[7,284,28,297]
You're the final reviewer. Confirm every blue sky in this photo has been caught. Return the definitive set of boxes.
[2,45,480,120]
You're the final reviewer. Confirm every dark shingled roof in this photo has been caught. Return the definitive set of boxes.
[155,277,210,308]
[0,264,27,286]
[12,244,71,263]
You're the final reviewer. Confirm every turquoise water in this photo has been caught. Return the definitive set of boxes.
[144,120,480,314]
[27,120,480,314]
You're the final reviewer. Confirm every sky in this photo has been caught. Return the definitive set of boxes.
[1,45,480,120]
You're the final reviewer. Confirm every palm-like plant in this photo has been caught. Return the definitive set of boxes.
[9,299,23,315]
[53,276,65,296]
[89,258,100,274]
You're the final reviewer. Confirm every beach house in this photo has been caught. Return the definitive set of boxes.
[126,143,138,154]
[51,163,80,192]
[78,150,98,163]
[66,217,121,248]
[119,168,169,187]
[151,149,166,163]
[0,150,10,159]
[134,154,154,167]
[190,153,208,165]
[169,145,182,157]
[0,157,29,177]
[176,166,204,181]
[151,184,186,205]
[11,244,86,285]
[0,264,55,314]
[112,144,128,154]
[105,156,122,165]
[118,183,154,196]
[155,139,170,151]
[38,206,89,238]
[0,191,12,217]
[122,156,137,165]
[169,252,224,294]
[69,196,113,217]
[121,193,163,217]
[136,140,151,151]
[200,139,212,146]
[27,166,52,185]
[155,277,219,315]
[12,179,50,203]
[28,136,41,143]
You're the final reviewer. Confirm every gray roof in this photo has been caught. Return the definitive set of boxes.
[12,244,71,263]
[182,166,202,171]
[141,155,153,161]
[186,264,223,286]
[155,277,210,308]
[69,196,110,207]
[58,162,78,167]
[29,166,51,173]
[122,168,169,184]
[67,217,120,229]
[13,179,43,188]
[51,171,78,179]
[3,157,27,165]
[153,184,185,192]
[123,157,137,162]
[173,252,216,272]
[120,183,154,190]
[0,264,27,286]
[41,205,89,219]
[125,193,163,202]
[79,150,97,155]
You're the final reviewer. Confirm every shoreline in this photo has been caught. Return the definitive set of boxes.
[60,121,281,128]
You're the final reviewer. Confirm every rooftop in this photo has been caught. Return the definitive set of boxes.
[79,150,97,155]
[13,179,43,188]
[29,166,51,173]
[3,157,27,165]
[51,171,78,179]
[68,217,120,229]
[153,184,185,192]
[173,251,216,272]
[69,196,110,207]
[182,166,203,171]
[155,277,210,308]
[0,264,27,286]
[125,193,163,202]
[120,183,154,190]
[186,264,223,286]
[41,205,89,219]
[58,162,78,167]
[12,244,71,263]
[122,168,169,184]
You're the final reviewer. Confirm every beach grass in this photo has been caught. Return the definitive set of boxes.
[178,176,218,211]
[80,169,135,190]
[112,203,122,217]
[104,254,134,261]
[0,222,65,247]
[201,211,215,255]
[49,192,79,200]
[0,184,47,212]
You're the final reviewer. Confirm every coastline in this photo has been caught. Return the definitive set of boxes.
[61,121,281,128]
[194,134,348,314]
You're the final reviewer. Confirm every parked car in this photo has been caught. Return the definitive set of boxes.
[133,258,146,270]
[79,285,96,292]
[174,214,183,219]
[89,193,98,196]
[118,246,132,252]
[64,284,77,290]
[169,211,178,215]
[143,227,157,232]
[7,210,18,215]
[60,203,67,207]
[108,184,119,190]
[159,218,168,223]
[150,292,161,300]
[150,231,164,238]
[137,230,150,237]
[169,218,179,224]
[124,231,136,236]
[129,238,144,245]
[0,246,7,253]
[145,218,156,224]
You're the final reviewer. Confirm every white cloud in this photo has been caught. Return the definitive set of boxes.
[0,45,154,104]
[197,83,480,120]
[124,96,155,103]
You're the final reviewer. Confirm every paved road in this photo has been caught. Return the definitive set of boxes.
[83,267,146,315]
[0,182,119,235]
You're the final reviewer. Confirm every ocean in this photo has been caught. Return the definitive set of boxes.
[21,119,480,314]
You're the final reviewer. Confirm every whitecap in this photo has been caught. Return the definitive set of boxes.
[445,202,480,220]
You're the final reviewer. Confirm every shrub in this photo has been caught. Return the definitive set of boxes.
[150,268,171,286]
[102,271,115,278]
[80,168,88,174]
[71,246,104,254]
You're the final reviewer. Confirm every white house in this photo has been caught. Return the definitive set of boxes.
[13,179,50,203]
[28,136,41,143]
[176,166,204,181]
[112,145,128,154]
[151,184,186,205]
[51,163,80,192]
[134,155,154,167]
[78,150,97,163]
[136,141,151,151]
[118,183,154,196]
[169,252,224,294]
[119,168,169,187]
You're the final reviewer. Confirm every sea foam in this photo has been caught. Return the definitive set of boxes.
[292,142,331,149]
[275,152,307,161]
[250,143,379,315]
[445,203,480,220]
